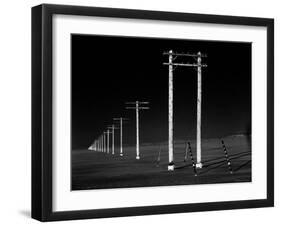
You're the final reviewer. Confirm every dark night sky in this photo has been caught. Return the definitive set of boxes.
[71,34,251,149]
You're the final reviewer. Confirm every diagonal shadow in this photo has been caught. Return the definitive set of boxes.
[234,160,251,172]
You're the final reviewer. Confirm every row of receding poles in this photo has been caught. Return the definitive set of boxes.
[88,101,149,159]
[88,118,126,156]
[89,50,206,171]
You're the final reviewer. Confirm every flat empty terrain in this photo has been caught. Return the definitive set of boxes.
[72,135,251,190]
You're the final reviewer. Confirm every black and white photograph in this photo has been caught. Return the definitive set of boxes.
[30,3,274,222]
[71,34,252,190]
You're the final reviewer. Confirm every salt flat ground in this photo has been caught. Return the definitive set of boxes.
[72,135,251,190]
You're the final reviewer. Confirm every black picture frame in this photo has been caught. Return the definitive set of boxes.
[32,4,274,222]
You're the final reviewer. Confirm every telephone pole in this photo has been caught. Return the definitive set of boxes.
[197,52,203,168]
[103,132,106,153]
[93,141,96,151]
[100,134,103,152]
[97,136,100,152]
[113,117,129,156]
[100,135,102,152]
[163,50,207,170]
[108,125,118,155]
[106,129,112,154]
[99,135,102,152]
[126,101,149,159]
[100,134,102,152]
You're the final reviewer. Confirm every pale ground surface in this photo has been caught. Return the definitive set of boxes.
[72,135,251,190]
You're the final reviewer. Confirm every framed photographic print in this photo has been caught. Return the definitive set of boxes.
[32,4,274,221]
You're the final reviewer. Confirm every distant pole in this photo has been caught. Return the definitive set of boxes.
[114,117,128,156]
[100,136,102,152]
[99,136,101,152]
[100,135,102,152]
[168,50,174,171]
[196,52,202,168]
[101,134,103,152]
[103,132,106,153]
[120,119,123,156]
[126,102,149,160]
[101,135,104,152]
[112,125,114,155]
[106,130,110,154]
[108,125,118,155]
[136,102,140,159]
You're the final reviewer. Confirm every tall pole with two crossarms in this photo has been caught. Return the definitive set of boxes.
[163,50,207,170]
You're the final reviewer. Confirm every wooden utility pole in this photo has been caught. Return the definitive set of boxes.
[108,125,118,155]
[93,141,96,151]
[97,137,100,152]
[101,135,103,152]
[106,129,112,154]
[114,117,129,156]
[126,101,149,159]
[103,132,106,153]
[99,136,101,152]
[99,136,102,152]
[163,50,207,170]
[168,50,174,170]
[196,52,202,168]
[100,135,102,152]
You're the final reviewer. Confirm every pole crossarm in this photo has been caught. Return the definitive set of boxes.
[113,117,129,122]
[163,51,207,57]
[126,107,150,110]
[108,126,119,130]
[163,62,207,67]
[125,101,150,104]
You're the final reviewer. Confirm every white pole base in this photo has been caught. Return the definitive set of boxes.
[136,156,140,160]
[196,162,203,169]
[168,164,175,171]
[120,153,123,156]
